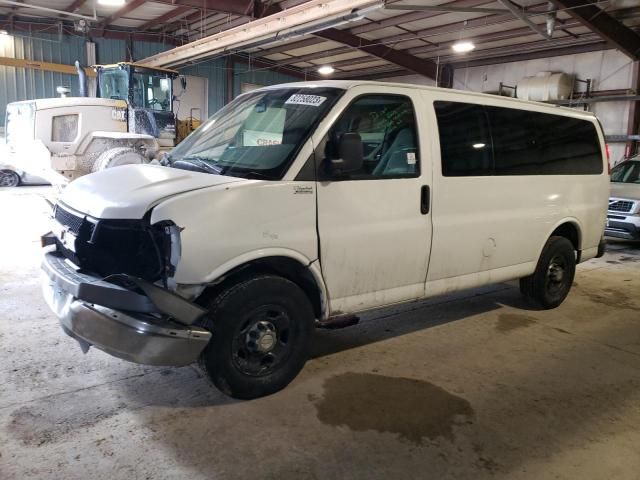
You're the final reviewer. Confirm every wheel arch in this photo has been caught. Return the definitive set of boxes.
[544,218,583,261]
[198,251,328,320]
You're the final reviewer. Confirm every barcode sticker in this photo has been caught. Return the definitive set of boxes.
[285,94,327,107]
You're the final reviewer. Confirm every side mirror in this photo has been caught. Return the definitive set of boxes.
[327,132,363,177]
[180,76,187,91]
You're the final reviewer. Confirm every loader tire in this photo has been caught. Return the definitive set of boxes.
[92,147,145,173]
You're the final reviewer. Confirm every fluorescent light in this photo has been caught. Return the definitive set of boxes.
[0,30,8,36]
[318,65,335,75]
[452,41,475,53]
[98,0,125,6]
[472,143,485,149]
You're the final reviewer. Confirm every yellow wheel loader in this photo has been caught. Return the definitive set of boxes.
[3,62,198,186]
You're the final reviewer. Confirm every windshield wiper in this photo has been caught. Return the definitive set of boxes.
[220,167,276,180]
[181,156,222,174]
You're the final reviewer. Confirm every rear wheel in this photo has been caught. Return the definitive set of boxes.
[92,147,145,173]
[198,275,314,399]
[0,169,20,187]
[520,236,576,309]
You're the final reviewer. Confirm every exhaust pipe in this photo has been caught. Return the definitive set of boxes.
[75,60,87,97]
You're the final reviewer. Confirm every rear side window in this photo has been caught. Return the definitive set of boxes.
[434,102,492,176]
[434,101,603,176]
[487,106,602,175]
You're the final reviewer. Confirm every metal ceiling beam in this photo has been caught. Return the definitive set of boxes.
[549,0,640,60]
[450,39,608,68]
[231,54,320,80]
[141,0,383,68]
[385,4,509,14]
[257,38,324,57]
[0,16,183,44]
[350,0,497,35]
[498,0,551,39]
[138,5,193,31]
[170,13,250,37]
[273,19,580,67]
[65,0,87,13]
[314,28,450,85]
[151,0,255,17]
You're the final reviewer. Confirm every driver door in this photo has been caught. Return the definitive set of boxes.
[316,91,432,315]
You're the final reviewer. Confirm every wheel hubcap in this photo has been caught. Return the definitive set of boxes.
[246,321,277,353]
[546,255,568,295]
[548,262,564,282]
[232,306,293,377]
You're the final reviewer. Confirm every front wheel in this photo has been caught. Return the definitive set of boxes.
[198,275,314,399]
[520,236,576,309]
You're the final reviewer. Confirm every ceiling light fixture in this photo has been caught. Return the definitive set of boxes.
[452,41,475,53]
[318,65,335,75]
[98,0,126,6]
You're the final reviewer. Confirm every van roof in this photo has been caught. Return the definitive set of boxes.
[258,80,596,118]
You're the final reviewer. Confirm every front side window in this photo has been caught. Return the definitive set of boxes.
[169,87,343,180]
[325,95,419,179]
[611,161,640,184]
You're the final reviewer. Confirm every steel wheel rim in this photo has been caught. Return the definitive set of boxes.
[231,304,295,377]
[545,254,568,296]
[0,170,19,187]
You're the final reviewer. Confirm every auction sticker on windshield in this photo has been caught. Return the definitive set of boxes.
[285,94,327,107]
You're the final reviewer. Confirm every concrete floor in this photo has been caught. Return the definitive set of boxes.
[1,186,640,480]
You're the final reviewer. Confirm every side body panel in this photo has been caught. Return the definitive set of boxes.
[423,89,609,295]
[150,180,319,286]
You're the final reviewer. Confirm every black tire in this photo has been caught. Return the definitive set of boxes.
[0,169,20,187]
[520,236,576,309]
[198,275,314,399]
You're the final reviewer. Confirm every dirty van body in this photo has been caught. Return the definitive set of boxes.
[41,81,609,399]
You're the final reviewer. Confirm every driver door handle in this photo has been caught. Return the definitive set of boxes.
[420,185,430,214]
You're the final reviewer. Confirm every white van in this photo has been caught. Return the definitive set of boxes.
[41,81,609,399]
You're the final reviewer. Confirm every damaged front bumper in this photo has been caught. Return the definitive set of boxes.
[41,247,212,366]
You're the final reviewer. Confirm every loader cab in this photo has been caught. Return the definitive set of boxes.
[95,63,178,148]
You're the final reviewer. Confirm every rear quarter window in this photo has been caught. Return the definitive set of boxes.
[434,100,603,176]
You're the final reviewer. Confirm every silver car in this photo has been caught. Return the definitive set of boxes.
[606,158,640,240]
[0,163,49,187]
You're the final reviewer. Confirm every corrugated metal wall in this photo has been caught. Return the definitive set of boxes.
[0,33,87,123]
[0,32,302,125]
[181,59,228,118]
[232,60,301,97]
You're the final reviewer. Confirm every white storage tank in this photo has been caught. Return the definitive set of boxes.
[516,72,574,101]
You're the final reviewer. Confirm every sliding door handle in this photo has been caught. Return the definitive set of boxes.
[420,185,430,214]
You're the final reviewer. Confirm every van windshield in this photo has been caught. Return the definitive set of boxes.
[169,87,343,180]
[611,160,640,184]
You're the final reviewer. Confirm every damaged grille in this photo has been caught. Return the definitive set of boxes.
[52,204,172,283]
[54,205,85,235]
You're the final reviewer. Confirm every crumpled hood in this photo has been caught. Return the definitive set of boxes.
[60,164,244,219]
[610,182,640,202]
